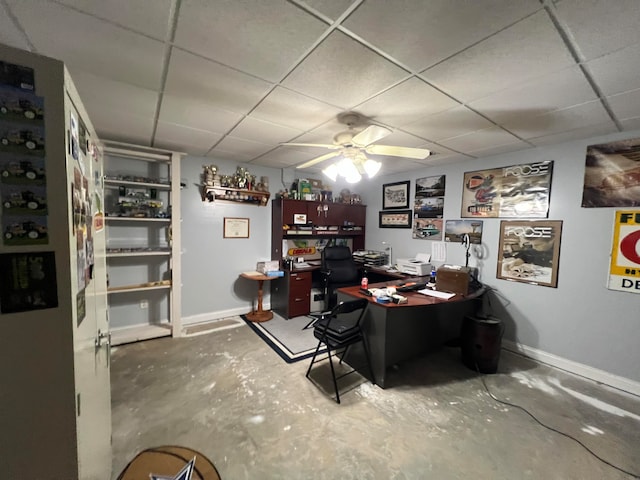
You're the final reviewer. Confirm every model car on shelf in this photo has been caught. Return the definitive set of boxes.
[1,160,45,180]
[4,221,47,239]
[0,129,45,151]
[2,190,47,210]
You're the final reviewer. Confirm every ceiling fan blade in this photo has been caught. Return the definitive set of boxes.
[351,125,392,147]
[296,151,341,169]
[365,144,431,159]
[280,142,339,149]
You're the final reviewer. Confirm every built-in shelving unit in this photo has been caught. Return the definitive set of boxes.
[202,185,270,206]
[103,141,183,346]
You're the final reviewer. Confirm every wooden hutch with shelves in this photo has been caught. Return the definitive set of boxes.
[270,198,366,318]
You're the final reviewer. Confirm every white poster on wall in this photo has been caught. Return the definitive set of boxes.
[608,211,640,294]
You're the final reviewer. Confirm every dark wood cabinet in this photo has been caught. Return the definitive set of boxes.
[270,198,367,318]
[271,270,312,318]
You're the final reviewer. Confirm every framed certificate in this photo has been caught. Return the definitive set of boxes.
[223,217,250,238]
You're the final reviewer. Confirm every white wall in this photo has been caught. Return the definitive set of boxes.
[179,130,640,391]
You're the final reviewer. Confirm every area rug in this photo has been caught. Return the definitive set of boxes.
[242,312,326,363]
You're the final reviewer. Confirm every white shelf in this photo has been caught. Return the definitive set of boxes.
[104,179,171,189]
[107,283,171,294]
[110,323,172,346]
[107,250,171,257]
[105,216,170,222]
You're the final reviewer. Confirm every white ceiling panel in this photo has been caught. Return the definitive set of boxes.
[154,122,222,155]
[527,122,618,147]
[1,0,636,174]
[0,3,29,50]
[56,0,174,40]
[165,49,273,115]
[469,66,597,124]
[403,106,495,141]
[439,127,525,154]
[607,89,640,121]
[250,87,342,130]
[506,101,613,139]
[158,94,244,135]
[174,0,328,82]
[356,78,460,127]
[554,0,640,61]
[281,31,409,108]
[586,45,640,96]
[423,11,575,102]
[8,0,165,90]
[342,0,541,71]
[228,116,304,145]
[213,136,275,159]
[303,0,355,21]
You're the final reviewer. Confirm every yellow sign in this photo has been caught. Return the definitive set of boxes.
[608,211,640,294]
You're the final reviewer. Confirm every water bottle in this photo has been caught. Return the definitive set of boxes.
[430,266,436,284]
[361,271,369,290]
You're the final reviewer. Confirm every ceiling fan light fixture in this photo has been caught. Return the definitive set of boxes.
[322,163,339,182]
[363,159,382,178]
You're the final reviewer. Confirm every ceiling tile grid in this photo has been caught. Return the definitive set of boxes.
[2,0,640,176]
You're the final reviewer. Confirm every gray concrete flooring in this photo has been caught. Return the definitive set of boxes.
[110,323,640,480]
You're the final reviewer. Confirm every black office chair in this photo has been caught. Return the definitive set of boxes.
[303,244,361,330]
[305,298,374,404]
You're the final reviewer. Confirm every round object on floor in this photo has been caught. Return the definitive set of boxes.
[117,445,221,480]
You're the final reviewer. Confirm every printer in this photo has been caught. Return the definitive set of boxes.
[396,253,432,276]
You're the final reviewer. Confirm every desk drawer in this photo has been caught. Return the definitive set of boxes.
[288,271,311,317]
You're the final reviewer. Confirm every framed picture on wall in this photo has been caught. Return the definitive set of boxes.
[461,161,553,218]
[497,220,563,288]
[382,181,410,209]
[223,217,250,238]
[379,210,412,228]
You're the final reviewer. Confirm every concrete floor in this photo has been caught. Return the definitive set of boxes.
[110,322,640,480]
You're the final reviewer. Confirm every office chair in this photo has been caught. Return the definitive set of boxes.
[305,298,374,404]
[303,244,361,330]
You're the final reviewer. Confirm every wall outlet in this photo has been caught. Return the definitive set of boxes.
[139,300,148,309]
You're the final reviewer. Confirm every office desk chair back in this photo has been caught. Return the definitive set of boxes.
[320,245,360,310]
[305,298,374,403]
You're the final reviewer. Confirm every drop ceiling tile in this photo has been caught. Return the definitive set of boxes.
[425,153,477,167]
[620,117,640,131]
[56,0,173,40]
[165,49,273,115]
[7,0,165,90]
[229,116,304,145]
[343,0,540,71]
[375,130,439,149]
[159,94,243,134]
[154,122,222,155]
[466,141,532,158]
[248,146,313,169]
[376,158,425,175]
[70,70,158,119]
[281,31,409,108]
[607,89,640,121]
[439,127,524,154]
[84,102,154,146]
[174,0,327,82]
[251,87,342,130]
[0,4,29,49]
[303,0,355,20]
[527,122,618,146]
[213,136,275,159]
[469,66,597,124]
[586,45,640,96]
[507,101,613,139]
[554,0,640,61]
[423,11,576,102]
[403,106,495,141]
[356,78,460,126]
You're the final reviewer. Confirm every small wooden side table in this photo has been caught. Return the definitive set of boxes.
[240,272,276,322]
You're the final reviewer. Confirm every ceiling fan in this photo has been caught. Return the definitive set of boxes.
[280,112,431,182]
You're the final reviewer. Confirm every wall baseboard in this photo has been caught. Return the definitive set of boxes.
[502,340,640,398]
[181,303,271,327]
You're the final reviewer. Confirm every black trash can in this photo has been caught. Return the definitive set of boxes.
[461,315,503,373]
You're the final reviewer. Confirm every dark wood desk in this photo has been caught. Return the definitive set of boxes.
[338,279,485,388]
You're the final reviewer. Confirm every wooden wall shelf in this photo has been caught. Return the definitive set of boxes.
[202,185,270,206]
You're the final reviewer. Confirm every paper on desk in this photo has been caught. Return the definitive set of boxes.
[417,288,455,300]
[242,271,263,276]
